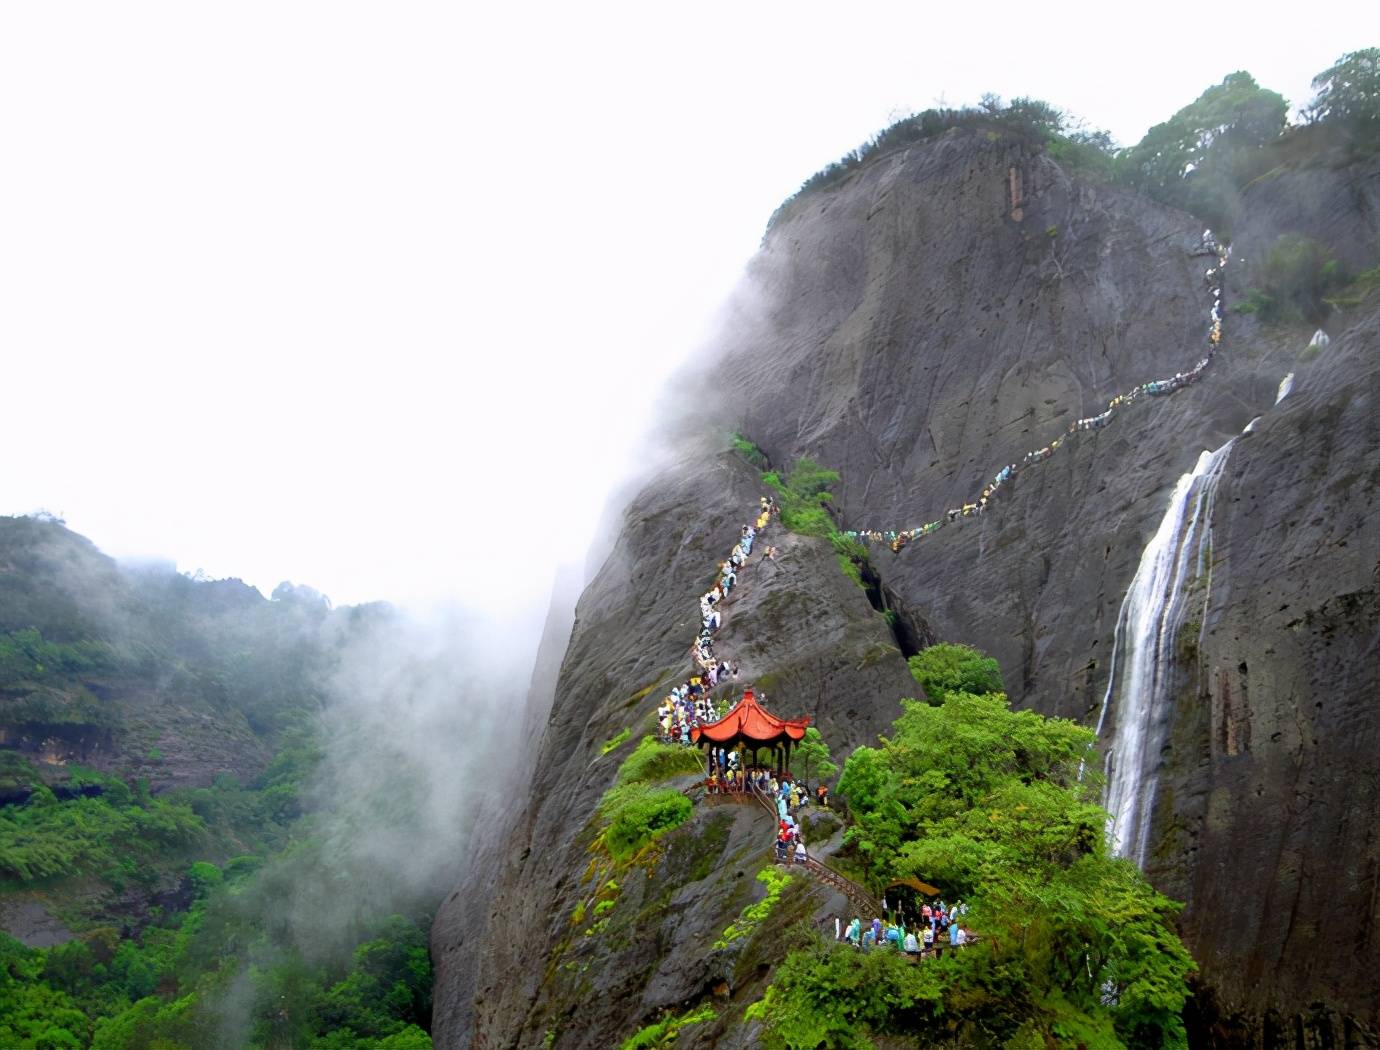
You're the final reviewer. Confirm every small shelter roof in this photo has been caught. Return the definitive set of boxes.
[691,688,809,749]
[886,877,941,897]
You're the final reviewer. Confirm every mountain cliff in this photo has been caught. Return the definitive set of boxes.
[434,127,1379,1047]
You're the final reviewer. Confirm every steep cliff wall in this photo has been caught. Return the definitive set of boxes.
[438,130,1378,1046]
[1161,309,1379,1047]
[444,452,913,1048]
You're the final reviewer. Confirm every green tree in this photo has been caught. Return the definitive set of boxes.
[777,653,1194,1049]
[313,916,432,1041]
[1118,71,1286,228]
[1305,48,1380,145]
[0,934,91,1049]
[906,642,1003,705]
[794,727,837,791]
[187,861,223,897]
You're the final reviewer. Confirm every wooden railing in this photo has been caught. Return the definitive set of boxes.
[745,783,884,918]
[693,782,976,943]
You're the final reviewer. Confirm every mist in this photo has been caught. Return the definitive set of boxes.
[3,3,1370,623]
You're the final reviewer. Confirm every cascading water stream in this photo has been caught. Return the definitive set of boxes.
[1094,370,1299,864]
[1096,442,1236,865]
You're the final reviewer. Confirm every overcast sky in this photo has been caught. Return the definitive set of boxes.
[1,2,1368,616]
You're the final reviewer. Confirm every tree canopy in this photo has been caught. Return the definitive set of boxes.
[906,643,1004,706]
[1117,71,1287,230]
[1306,48,1380,140]
[758,648,1194,1048]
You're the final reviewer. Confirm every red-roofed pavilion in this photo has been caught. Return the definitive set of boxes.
[691,687,810,774]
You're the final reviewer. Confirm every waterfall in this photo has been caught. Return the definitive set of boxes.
[1097,440,1237,865]
[1276,372,1295,404]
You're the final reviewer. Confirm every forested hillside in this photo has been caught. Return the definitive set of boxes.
[0,515,513,1049]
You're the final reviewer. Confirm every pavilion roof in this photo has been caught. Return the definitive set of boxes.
[691,688,809,747]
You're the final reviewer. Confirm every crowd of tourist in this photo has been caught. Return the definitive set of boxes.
[839,899,971,959]
[776,816,807,865]
[654,496,778,746]
[843,231,1231,552]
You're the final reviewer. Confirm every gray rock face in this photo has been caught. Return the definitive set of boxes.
[1157,309,1379,1047]
[435,452,912,1048]
[437,131,1379,1046]
[1229,150,1380,276]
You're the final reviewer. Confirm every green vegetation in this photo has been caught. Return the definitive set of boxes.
[1242,235,1348,324]
[1117,52,1380,236]
[0,629,122,684]
[763,458,841,538]
[762,457,875,592]
[600,728,633,755]
[906,642,1004,706]
[715,867,793,949]
[593,732,698,869]
[598,783,693,862]
[0,517,441,1046]
[621,1004,717,1050]
[0,771,203,882]
[1117,71,1287,231]
[769,50,1379,257]
[1325,262,1380,313]
[730,432,769,470]
[754,644,1193,1048]
[1304,48,1380,150]
[0,887,433,1050]
[0,734,435,1048]
[616,735,704,785]
[767,95,1114,234]
[794,727,837,790]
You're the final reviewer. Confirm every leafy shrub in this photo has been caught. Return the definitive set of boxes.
[1325,262,1380,310]
[621,1003,716,1049]
[311,915,432,1041]
[0,751,39,793]
[730,433,768,469]
[599,728,632,755]
[762,458,880,594]
[187,861,222,896]
[763,459,839,539]
[794,726,837,789]
[598,784,692,861]
[616,736,704,785]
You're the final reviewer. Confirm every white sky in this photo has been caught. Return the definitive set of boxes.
[1,2,1369,616]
